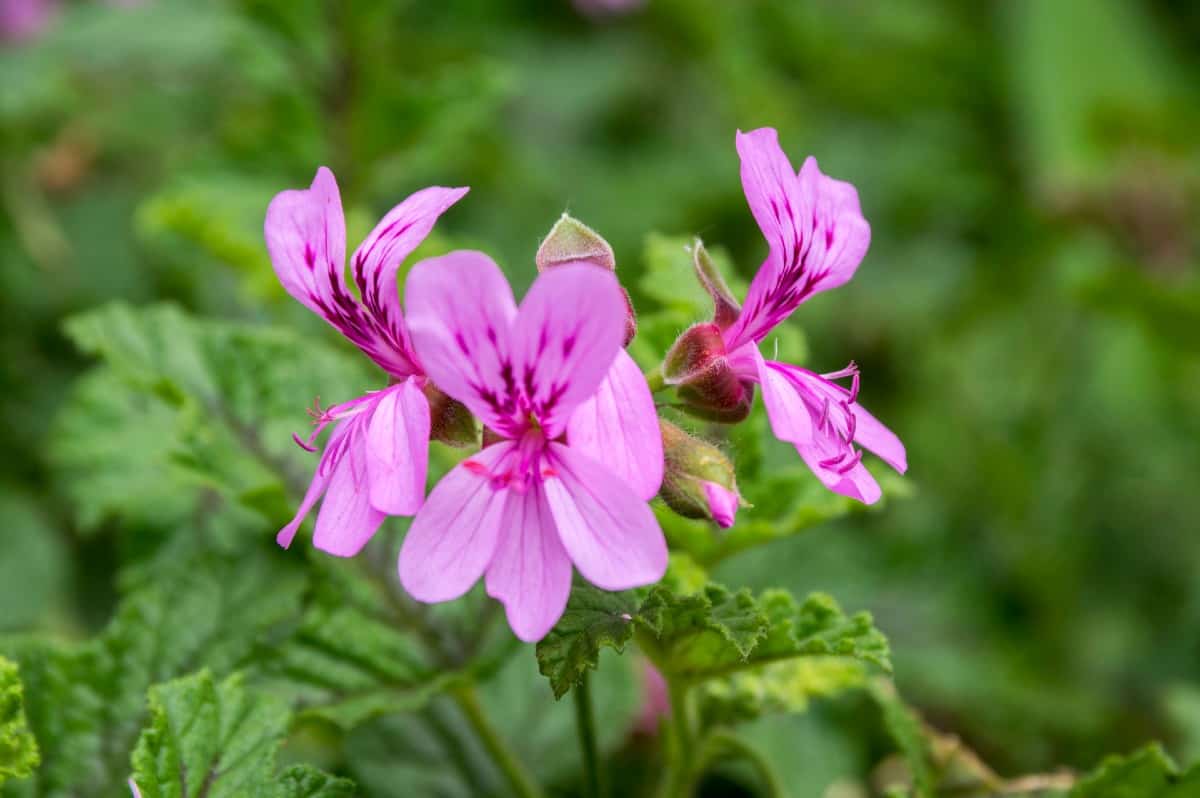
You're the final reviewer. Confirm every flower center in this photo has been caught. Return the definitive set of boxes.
[813,362,863,474]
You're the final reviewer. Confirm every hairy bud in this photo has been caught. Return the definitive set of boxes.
[659,419,745,528]
[537,213,636,345]
[423,381,477,448]
[662,323,754,423]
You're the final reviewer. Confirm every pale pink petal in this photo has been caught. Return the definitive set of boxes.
[264,167,347,323]
[398,441,512,602]
[796,446,882,505]
[0,0,57,43]
[350,186,468,372]
[567,348,663,501]
[634,662,670,735]
[850,402,907,474]
[510,263,627,436]
[404,251,519,432]
[365,379,431,516]
[313,423,386,557]
[724,130,871,350]
[701,481,739,528]
[276,419,354,548]
[757,355,814,446]
[127,779,142,798]
[542,442,667,591]
[484,484,573,642]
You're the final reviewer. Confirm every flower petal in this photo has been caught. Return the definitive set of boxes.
[404,250,520,432]
[567,348,663,501]
[542,442,667,591]
[724,129,871,349]
[796,446,883,505]
[851,402,907,474]
[350,186,469,375]
[701,481,740,529]
[365,379,431,516]
[276,418,354,548]
[313,423,387,557]
[757,355,815,446]
[485,484,573,642]
[510,263,627,436]
[398,440,512,602]
[264,166,347,321]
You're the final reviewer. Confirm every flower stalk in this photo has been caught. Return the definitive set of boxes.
[451,684,545,798]
[573,673,604,798]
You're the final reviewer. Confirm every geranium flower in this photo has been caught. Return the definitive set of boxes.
[398,254,667,641]
[264,167,467,555]
[665,128,906,503]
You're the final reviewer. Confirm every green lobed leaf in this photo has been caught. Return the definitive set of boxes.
[636,585,890,684]
[0,550,306,798]
[54,302,373,528]
[535,582,645,699]
[1070,744,1200,798]
[257,552,459,729]
[0,658,38,785]
[701,657,869,726]
[130,670,353,798]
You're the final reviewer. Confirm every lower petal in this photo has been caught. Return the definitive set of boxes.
[276,420,352,548]
[542,442,667,591]
[796,445,882,505]
[485,485,573,642]
[366,379,432,515]
[758,357,815,446]
[398,441,512,603]
[851,402,907,474]
[567,349,663,501]
[313,425,387,556]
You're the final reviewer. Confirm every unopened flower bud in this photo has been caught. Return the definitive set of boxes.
[662,323,754,423]
[659,419,745,527]
[536,213,636,345]
[691,240,741,330]
[423,381,477,448]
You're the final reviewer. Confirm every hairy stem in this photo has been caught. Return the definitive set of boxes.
[451,684,544,798]
[644,365,666,393]
[658,679,698,798]
[573,674,604,798]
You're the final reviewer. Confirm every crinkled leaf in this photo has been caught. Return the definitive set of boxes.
[130,671,353,798]
[702,657,869,726]
[54,302,373,532]
[535,582,645,699]
[1071,744,1200,798]
[635,585,889,685]
[0,658,39,785]
[0,550,305,798]
[257,553,457,729]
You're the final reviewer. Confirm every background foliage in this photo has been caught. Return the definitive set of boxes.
[1,0,1198,796]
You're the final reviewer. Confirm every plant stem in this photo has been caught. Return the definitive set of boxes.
[451,684,544,798]
[573,674,603,798]
[702,731,785,798]
[644,365,666,393]
[658,679,697,798]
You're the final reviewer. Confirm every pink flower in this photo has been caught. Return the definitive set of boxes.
[666,128,906,504]
[264,167,467,555]
[128,780,142,798]
[0,0,57,43]
[397,254,667,642]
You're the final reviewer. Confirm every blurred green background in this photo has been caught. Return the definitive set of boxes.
[2,0,1199,794]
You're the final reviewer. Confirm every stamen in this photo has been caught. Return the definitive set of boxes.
[292,432,318,453]
[820,360,859,381]
[834,448,863,474]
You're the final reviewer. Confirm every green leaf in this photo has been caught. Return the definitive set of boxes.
[51,302,372,533]
[1071,744,1200,798]
[1,549,306,798]
[635,585,889,684]
[258,553,458,729]
[0,658,38,785]
[701,657,869,726]
[535,582,644,699]
[130,670,353,798]
[635,584,768,680]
